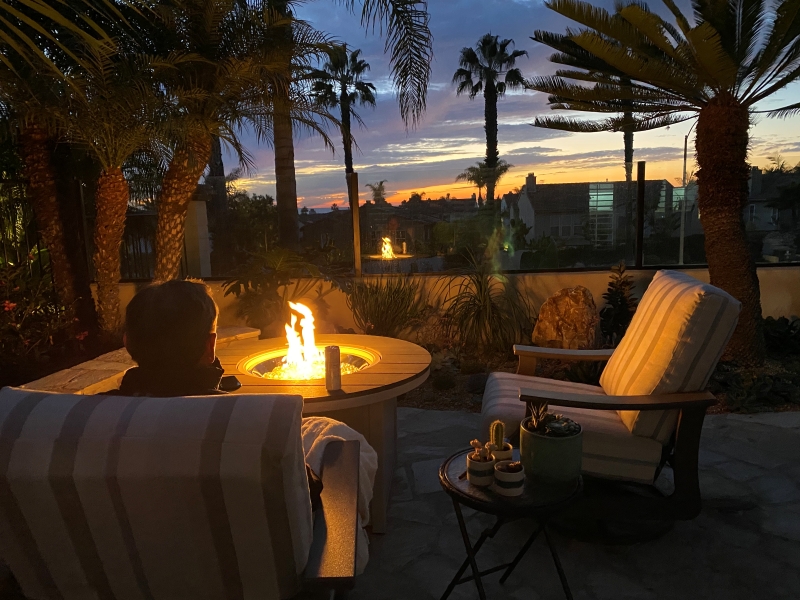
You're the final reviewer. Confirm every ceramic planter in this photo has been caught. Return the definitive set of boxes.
[493,461,525,496]
[466,453,495,487]
[491,442,513,462]
[519,417,582,484]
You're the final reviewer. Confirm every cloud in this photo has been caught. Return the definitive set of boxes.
[224,0,800,208]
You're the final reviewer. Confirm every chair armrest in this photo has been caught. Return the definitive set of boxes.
[303,439,360,591]
[519,387,716,411]
[513,345,615,361]
[513,345,614,376]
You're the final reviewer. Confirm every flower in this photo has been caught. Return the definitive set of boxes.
[2,300,16,312]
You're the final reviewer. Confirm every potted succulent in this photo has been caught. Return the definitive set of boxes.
[493,460,525,496]
[489,420,513,461]
[520,403,582,484]
[466,439,496,486]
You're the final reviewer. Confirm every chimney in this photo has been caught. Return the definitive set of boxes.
[525,173,536,199]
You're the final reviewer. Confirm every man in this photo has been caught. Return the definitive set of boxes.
[107,279,225,397]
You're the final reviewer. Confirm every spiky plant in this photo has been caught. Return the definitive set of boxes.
[599,261,638,346]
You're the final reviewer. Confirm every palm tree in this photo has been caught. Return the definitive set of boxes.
[57,48,165,334]
[456,163,488,205]
[310,45,377,202]
[453,34,527,206]
[366,179,388,204]
[456,159,513,206]
[0,66,78,310]
[527,0,800,365]
[149,0,284,281]
[270,0,432,248]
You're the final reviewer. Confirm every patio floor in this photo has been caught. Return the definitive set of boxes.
[353,408,800,600]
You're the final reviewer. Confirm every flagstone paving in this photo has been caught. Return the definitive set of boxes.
[352,408,800,600]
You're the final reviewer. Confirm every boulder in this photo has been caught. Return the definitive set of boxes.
[532,286,599,349]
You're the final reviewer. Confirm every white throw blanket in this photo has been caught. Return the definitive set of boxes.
[301,417,378,574]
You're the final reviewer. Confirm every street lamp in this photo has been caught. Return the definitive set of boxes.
[680,120,698,264]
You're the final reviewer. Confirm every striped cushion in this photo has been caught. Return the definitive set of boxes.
[600,270,741,443]
[0,388,312,600]
[480,373,662,484]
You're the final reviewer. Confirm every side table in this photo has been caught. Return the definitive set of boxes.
[438,449,582,600]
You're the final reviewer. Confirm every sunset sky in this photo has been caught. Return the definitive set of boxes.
[231,0,800,210]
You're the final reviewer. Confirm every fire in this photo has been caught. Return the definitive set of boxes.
[381,237,396,259]
[262,302,360,380]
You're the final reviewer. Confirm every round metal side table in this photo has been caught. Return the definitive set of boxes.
[439,449,582,600]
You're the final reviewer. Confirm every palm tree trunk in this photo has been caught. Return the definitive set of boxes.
[93,166,129,334]
[696,93,764,365]
[341,95,356,205]
[623,122,635,255]
[274,87,299,249]
[19,123,76,308]
[484,82,499,206]
[154,135,211,282]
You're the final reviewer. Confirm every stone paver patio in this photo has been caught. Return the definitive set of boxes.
[353,408,800,600]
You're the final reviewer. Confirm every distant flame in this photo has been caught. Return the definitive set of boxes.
[263,302,359,380]
[381,237,396,259]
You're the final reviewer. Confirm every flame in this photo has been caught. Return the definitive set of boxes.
[381,237,396,259]
[263,301,360,380]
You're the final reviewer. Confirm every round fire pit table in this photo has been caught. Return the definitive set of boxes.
[216,333,431,533]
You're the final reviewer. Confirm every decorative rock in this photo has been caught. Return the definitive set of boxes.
[532,285,599,349]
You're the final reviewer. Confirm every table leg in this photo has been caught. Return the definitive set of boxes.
[498,521,543,584]
[441,517,503,600]
[448,499,487,600]
[543,525,573,600]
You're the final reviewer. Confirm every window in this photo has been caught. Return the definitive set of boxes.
[550,226,560,237]
[748,205,756,222]
[561,225,571,237]
[573,224,583,236]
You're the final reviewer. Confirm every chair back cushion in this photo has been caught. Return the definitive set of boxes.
[599,270,740,442]
[0,389,312,600]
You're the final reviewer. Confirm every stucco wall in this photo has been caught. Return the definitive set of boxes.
[114,265,800,333]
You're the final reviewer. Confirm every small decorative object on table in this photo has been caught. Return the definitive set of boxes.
[466,439,496,486]
[493,460,524,496]
[520,403,582,485]
[325,345,341,391]
[488,420,513,461]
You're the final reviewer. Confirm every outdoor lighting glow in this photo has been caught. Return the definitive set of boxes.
[381,237,396,259]
[260,302,361,380]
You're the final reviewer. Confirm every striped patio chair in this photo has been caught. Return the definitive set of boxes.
[0,390,359,599]
[480,270,741,518]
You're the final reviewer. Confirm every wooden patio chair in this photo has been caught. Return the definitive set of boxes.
[480,270,741,521]
[0,389,359,600]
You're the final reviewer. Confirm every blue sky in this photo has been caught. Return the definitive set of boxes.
[230,0,800,209]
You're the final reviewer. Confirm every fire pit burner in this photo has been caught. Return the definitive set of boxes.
[247,349,371,380]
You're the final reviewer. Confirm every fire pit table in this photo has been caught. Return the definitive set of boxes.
[216,333,431,533]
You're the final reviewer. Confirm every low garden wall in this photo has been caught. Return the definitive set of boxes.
[113,265,800,335]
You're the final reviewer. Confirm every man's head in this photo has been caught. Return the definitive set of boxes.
[124,280,218,369]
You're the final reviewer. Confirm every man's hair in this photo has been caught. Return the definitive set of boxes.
[125,280,218,369]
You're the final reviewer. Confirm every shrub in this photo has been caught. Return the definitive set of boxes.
[0,258,76,386]
[431,371,456,390]
[443,253,534,355]
[345,276,426,337]
[763,316,800,356]
[599,261,638,346]
[222,248,328,336]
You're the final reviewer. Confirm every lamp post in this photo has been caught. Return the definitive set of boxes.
[680,120,698,265]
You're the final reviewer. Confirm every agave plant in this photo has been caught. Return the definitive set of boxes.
[345,275,426,337]
[443,252,534,354]
[527,403,581,437]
